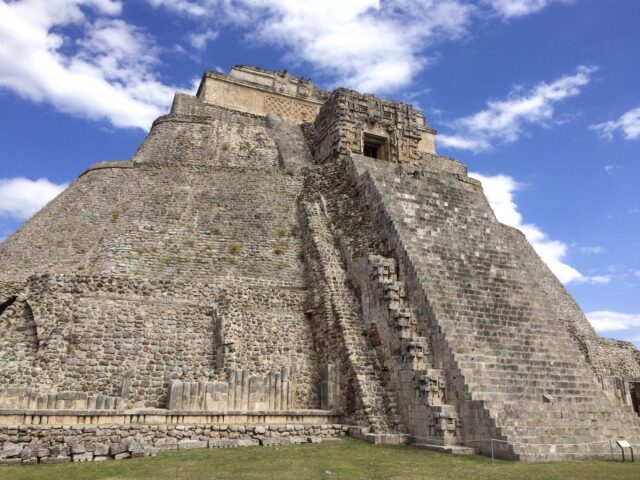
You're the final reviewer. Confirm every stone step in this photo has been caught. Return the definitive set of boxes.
[463,371,599,387]
[470,391,601,403]
[412,443,479,455]
[456,355,592,370]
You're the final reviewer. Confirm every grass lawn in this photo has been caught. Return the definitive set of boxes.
[1,438,638,480]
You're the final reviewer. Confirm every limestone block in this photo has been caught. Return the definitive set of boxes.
[232,439,258,447]
[70,442,86,454]
[260,437,291,446]
[289,436,309,444]
[178,439,207,450]
[93,443,109,456]
[49,445,69,457]
[0,442,22,459]
[73,452,94,462]
[40,456,71,464]
[168,380,183,410]
[109,443,129,456]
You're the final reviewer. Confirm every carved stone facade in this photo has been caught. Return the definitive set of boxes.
[1,66,640,464]
[312,88,436,164]
[197,65,326,123]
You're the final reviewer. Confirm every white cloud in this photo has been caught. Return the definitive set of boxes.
[0,0,573,129]
[146,0,559,94]
[579,246,604,254]
[471,172,608,285]
[575,274,611,285]
[243,0,475,93]
[439,66,596,152]
[484,0,569,18]
[187,29,219,49]
[590,106,640,141]
[0,0,182,129]
[586,311,640,332]
[0,177,67,220]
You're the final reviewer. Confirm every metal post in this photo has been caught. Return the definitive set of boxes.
[491,439,495,464]
[610,440,614,461]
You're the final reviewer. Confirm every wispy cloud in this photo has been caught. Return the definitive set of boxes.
[586,311,640,332]
[591,106,640,141]
[471,171,609,285]
[439,66,596,153]
[579,246,605,254]
[0,177,67,220]
[483,0,571,18]
[187,28,219,49]
[145,0,566,94]
[0,0,579,128]
[0,0,183,129]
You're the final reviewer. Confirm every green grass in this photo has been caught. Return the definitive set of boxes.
[1,438,638,480]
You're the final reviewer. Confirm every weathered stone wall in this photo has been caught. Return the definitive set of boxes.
[197,66,327,123]
[503,225,640,378]
[0,99,320,410]
[2,65,639,463]
[0,422,347,465]
[345,154,640,460]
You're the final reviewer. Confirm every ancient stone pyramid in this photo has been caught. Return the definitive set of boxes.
[1,65,639,462]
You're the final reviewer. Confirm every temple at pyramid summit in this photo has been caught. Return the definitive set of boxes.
[1,65,640,463]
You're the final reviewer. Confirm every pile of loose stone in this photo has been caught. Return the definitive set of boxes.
[0,423,348,465]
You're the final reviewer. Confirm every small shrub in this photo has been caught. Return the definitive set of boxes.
[67,335,80,354]
[185,239,195,247]
[274,247,284,255]
[283,167,295,176]
[276,228,287,238]
[221,142,230,151]
[289,225,300,238]
[132,245,146,254]
[228,243,241,255]
[210,227,221,235]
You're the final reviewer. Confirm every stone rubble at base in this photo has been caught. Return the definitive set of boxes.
[0,65,639,465]
[0,423,348,465]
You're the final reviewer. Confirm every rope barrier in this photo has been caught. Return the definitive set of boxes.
[407,435,621,464]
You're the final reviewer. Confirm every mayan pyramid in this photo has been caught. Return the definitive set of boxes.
[1,65,639,462]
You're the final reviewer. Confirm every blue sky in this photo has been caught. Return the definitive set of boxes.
[0,0,639,344]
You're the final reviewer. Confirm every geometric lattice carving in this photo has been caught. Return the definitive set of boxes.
[264,95,317,123]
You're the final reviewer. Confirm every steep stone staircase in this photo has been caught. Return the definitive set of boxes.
[301,199,402,433]
[360,254,472,450]
[349,155,640,460]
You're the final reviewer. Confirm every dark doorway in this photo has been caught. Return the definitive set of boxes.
[363,144,378,158]
[631,382,640,415]
[363,133,389,161]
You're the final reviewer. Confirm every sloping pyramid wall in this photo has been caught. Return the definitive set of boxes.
[0,98,321,409]
[346,154,640,460]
